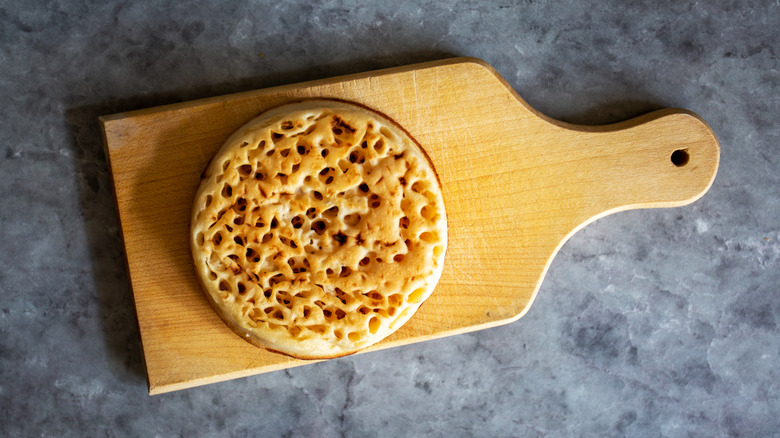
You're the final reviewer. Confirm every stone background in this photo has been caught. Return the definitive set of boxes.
[1,1,778,436]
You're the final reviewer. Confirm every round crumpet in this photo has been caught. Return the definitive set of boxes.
[190,100,447,359]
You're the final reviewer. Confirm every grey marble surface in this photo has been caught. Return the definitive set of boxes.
[1,1,778,436]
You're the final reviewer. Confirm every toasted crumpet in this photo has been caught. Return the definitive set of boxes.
[191,100,447,359]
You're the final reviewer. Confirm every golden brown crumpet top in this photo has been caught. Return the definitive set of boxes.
[190,100,447,359]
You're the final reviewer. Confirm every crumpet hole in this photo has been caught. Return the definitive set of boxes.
[407,287,426,303]
[369,316,380,334]
[419,231,437,243]
[221,183,232,198]
[237,164,252,176]
[379,127,393,138]
[269,274,285,286]
[279,236,297,248]
[367,291,383,301]
[389,294,403,306]
[344,213,361,227]
[311,220,327,235]
[323,206,339,218]
[420,205,435,220]
[349,149,365,164]
[335,288,350,305]
[245,248,259,262]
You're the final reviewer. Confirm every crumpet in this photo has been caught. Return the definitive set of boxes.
[190,100,447,359]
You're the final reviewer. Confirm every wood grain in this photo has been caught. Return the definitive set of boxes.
[100,57,719,394]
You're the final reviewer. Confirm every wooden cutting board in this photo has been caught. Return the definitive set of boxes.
[100,57,719,394]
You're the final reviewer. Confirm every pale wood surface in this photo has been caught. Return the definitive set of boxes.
[100,58,719,394]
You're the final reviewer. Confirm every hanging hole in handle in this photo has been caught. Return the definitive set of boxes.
[671,149,689,167]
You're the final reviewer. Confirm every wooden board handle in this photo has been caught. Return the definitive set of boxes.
[532,108,721,234]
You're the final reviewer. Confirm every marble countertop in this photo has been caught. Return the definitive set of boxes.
[1,1,777,436]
